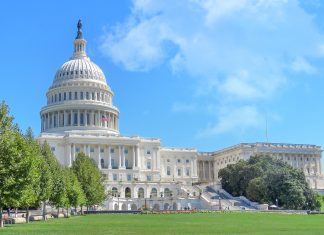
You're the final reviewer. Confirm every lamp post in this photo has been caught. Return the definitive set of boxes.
[275,198,278,207]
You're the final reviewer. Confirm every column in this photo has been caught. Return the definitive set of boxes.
[68,144,72,167]
[202,161,205,180]
[72,144,75,162]
[132,146,136,169]
[122,146,126,168]
[70,110,73,125]
[97,145,101,169]
[85,110,88,127]
[119,146,122,168]
[98,111,101,127]
[47,114,49,129]
[191,159,194,177]
[83,145,87,155]
[51,112,54,128]
[108,146,112,169]
[90,111,94,126]
[87,144,91,156]
[152,150,156,171]
[156,149,161,170]
[136,146,140,168]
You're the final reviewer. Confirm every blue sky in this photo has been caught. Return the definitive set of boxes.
[1,0,324,153]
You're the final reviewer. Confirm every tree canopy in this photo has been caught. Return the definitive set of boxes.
[219,155,317,210]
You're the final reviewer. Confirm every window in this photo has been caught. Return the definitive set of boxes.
[100,148,104,153]
[90,148,94,153]
[63,92,66,100]
[55,94,57,102]
[110,148,114,153]
[59,93,61,101]
[74,113,78,125]
[167,159,170,162]
[146,150,151,155]
[92,92,95,100]
[177,159,181,163]
[127,174,132,182]
[113,174,117,181]
[51,147,55,152]
[186,159,190,164]
[80,92,84,99]
[125,160,129,168]
[124,149,128,154]
[97,92,100,100]
[186,168,190,176]
[74,92,78,100]
[147,175,152,181]
[76,147,80,153]
[100,159,104,168]
[80,113,84,125]
[167,166,171,176]
[111,159,115,168]
[177,168,181,176]
[147,161,151,169]
[86,92,89,100]
[69,92,72,100]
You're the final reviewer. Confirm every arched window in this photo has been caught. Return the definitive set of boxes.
[138,188,144,198]
[164,188,171,197]
[125,187,131,198]
[151,188,157,198]
[111,187,118,197]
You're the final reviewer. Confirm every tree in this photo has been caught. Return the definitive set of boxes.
[219,155,316,210]
[39,142,55,220]
[65,168,86,216]
[72,152,106,212]
[0,102,39,228]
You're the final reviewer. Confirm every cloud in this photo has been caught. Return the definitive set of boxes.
[197,106,264,137]
[291,56,316,74]
[100,0,324,136]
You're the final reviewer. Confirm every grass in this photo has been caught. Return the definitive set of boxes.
[2,212,324,235]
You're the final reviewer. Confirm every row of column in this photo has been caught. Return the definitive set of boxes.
[198,160,214,182]
[41,109,118,131]
[67,144,140,170]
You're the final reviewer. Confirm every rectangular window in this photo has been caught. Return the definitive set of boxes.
[92,92,95,100]
[76,147,80,153]
[110,148,114,153]
[69,92,72,100]
[74,92,78,100]
[186,168,190,176]
[63,92,66,100]
[86,92,89,100]
[147,175,152,181]
[113,174,117,181]
[111,159,115,167]
[124,149,128,154]
[178,169,181,176]
[97,92,100,100]
[127,174,132,181]
[146,150,151,155]
[55,94,57,102]
[74,113,78,125]
[186,159,190,164]
[59,93,61,101]
[100,148,104,153]
[80,92,84,99]
[90,148,94,153]
[147,161,151,170]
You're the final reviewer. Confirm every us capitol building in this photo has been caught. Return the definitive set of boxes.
[38,21,324,210]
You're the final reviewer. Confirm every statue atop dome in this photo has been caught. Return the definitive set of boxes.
[76,19,83,39]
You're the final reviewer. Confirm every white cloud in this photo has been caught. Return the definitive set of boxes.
[291,56,316,74]
[197,106,264,137]
[100,0,324,136]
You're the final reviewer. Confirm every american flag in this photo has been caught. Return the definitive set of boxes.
[101,115,110,122]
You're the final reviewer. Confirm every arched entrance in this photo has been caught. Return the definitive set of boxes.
[114,204,118,211]
[125,187,131,198]
[173,202,177,210]
[121,203,127,210]
[138,188,144,198]
[153,204,160,211]
[131,204,137,211]
[164,203,170,210]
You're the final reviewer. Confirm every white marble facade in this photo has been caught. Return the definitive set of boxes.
[38,22,324,210]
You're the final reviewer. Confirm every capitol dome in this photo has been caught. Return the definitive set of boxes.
[40,20,119,135]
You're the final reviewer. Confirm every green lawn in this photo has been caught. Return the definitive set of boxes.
[2,212,324,235]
